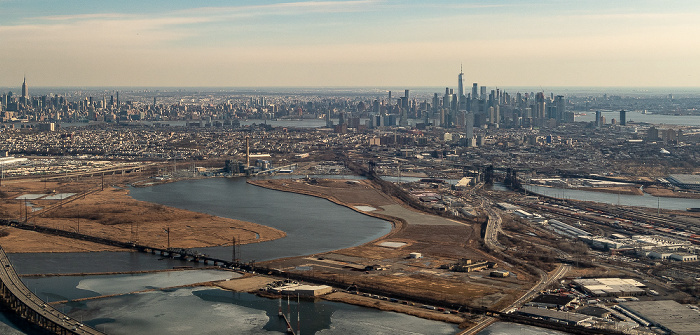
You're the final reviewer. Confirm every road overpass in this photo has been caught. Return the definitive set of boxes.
[0,245,105,335]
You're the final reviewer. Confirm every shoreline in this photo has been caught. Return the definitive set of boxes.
[247,178,406,235]
[4,174,496,329]
[213,274,469,326]
[0,174,286,253]
[526,183,700,200]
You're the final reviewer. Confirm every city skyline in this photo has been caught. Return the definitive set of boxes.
[2,0,700,88]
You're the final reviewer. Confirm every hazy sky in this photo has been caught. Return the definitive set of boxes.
[2,0,699,87]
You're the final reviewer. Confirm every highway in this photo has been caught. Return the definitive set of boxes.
[460,263,571,335]
[0,246,105,335]
[459,193,571,335]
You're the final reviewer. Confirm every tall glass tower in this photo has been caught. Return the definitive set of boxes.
[457,65,464,104]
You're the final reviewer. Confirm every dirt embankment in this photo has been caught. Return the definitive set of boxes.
[323,292,467,324]
[248,178,407,233]
[643,185,700,199]
[576,186,643,196]
[0,177,286,253]
[214,274,278,292]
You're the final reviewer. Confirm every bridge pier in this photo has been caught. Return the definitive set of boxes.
[0,246,106,334]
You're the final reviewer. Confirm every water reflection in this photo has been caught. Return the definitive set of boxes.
[129,177,392,262]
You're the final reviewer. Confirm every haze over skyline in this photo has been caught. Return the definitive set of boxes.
[2,0,699,88]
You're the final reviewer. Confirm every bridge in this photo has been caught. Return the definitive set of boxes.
[0,219,627,335]
[0,219,247,269]
[0,245,105,335]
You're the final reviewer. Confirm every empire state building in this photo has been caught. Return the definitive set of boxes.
[21,77,28,99]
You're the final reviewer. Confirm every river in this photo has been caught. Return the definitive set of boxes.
[574,110,700,126]
[17,269,458,335]
[129,177,392,262]
[4,177,465,334]
[524,184,699,210]
[2,177,581,334]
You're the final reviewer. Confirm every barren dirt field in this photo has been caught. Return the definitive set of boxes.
[252,178,529,310]
[644,185,700,199]
[214,274,277,292]
[0,175,285,253]
[323,292,468,324]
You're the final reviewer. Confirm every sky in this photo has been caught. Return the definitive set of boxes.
[1,0,700,88]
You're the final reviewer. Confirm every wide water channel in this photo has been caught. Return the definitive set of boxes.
[524,184,699,210]
[17,270,459,335]
[3,177,571,334]
[5,177,464,334]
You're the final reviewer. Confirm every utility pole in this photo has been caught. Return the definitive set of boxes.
[231,236,236,264]
[164,227,171,249]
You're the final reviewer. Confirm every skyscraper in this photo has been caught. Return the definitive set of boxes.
[619,110,627,126]
[472,83,478,100]
[21,77,28,99]
[403,89,409,109]
[535,92,546,124]
[465,111,474,140]
[555,95,565,122]
[457,65,464,104]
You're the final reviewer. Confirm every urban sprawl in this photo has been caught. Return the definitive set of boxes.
[1,74,700,335]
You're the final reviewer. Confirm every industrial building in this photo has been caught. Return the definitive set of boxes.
[408,252,422,259]
[669,252,698,262]
[516,307,592,326]
[445,259,492,272]
[490,270,510,278]
[572,278,647,297]
[526,295,576,309]
[667,174,700,191]
[618,300,700,335]
[269,283,333,297]
[546,219,591,238]
[496,203,520,211]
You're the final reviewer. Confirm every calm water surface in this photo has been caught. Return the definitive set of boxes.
[64,288,459,335]
[3,177,404,334]
[20,270,459,335]
[575,111,700,126]
[129,177,392,262]
[478,322,568,335]
[524,184,699,210]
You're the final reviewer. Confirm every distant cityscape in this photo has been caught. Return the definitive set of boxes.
[2,72,700,130]
[0,72,699,335]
